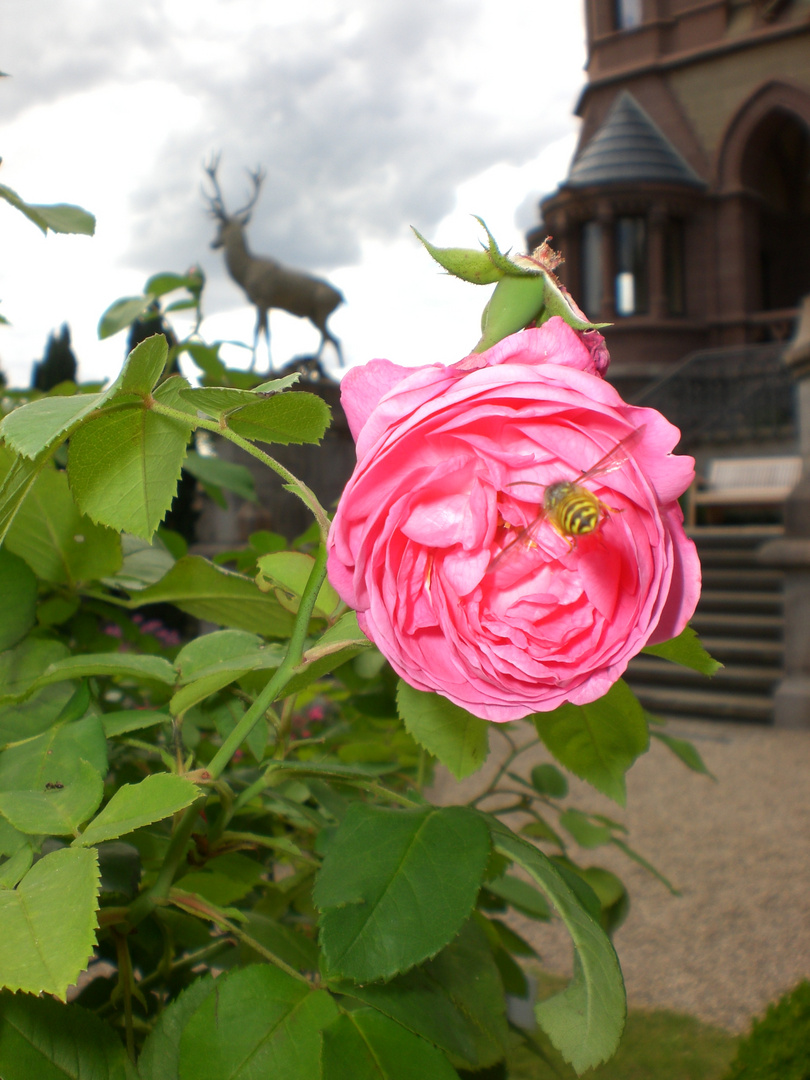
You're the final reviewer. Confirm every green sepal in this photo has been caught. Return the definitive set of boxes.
[411,227,505,285]
[472,215,532,276]
[474,274,547,352]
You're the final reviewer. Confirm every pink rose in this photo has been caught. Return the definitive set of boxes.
[327,319,700,722]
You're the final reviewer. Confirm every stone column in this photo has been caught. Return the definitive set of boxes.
[597,201,616,321]
[759,295,810,727]
[648,204,668,320]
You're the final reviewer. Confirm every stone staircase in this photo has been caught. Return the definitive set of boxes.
[626,526,785,724]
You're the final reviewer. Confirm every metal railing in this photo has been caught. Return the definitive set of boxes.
[631,343,796,449]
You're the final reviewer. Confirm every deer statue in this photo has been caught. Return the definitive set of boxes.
[203,155,344,370]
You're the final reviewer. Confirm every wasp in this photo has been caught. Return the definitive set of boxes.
[487,425,645,572]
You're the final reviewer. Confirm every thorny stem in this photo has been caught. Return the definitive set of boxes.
[169,890,311,985]
[112,929,136,1062]
[127,543,331,926]
[483,725,537,796]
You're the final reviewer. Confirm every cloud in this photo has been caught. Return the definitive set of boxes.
[0,0,585,385]
[0,0,582,279]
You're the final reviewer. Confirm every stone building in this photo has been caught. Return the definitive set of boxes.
[532,0,810,398]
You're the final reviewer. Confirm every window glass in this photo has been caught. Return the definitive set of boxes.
[615,0,643,30]
[581,220,602,318]
[615,216,648,316]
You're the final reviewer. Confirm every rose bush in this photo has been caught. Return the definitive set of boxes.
[327,316,700,722]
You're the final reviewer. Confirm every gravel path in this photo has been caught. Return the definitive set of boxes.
[431,718,810,1033]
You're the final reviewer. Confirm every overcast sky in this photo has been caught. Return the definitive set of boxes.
[1,0,586,388]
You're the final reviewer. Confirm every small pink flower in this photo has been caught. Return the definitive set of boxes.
[327,320,700,722]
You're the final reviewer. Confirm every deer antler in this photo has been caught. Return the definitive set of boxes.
[202,153,228,221]
[233,166,266,224]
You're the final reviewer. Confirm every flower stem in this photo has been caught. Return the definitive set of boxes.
[127,543,331,925]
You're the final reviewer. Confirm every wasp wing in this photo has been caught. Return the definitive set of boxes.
[575,424,646,485]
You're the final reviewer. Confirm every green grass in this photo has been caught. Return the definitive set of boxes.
[507,975,739,1080]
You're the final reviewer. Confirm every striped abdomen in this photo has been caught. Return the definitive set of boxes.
[543,481,602,537]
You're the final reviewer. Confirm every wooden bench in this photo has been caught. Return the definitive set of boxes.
[686,455,802,526]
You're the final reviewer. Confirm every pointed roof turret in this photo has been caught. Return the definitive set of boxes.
[566,92,706,189]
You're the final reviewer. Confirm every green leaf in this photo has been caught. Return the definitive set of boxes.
[0,548,36,650]
[332,918,509,1070]
[252,374,305,394]
[486,873,552,919]
[532,679,649,805]
[239,912,320,972]
[178,964,339,1080]
[280,611,374,698]
[102,710,169,739]
[227,391,331,445]
[128,556,295,637]
[0,759,104,836]
[492,825,625,1074]
[0,716,107,791]
[0,821,28,858]
[0,638,69,711]
[305,610,367,654]
[0,684,74,747]
[74,772,201,847]
[176,853,264,907]
[137,976,217,1080]
[314,803,490,982]
[183,451,257,502]
[179,387,260,415]
[643,625,722,675]
[5,466,122,585]
[576,866,629,934]
[36,594,80,627]
[321,1008,461,1080]
[486,917,538,958]
[0,847,101,998]
[650,728,714,777]
[0,652,175,705]
[559,809,613,849]
[256,551,340,618]
[177,374,301,418]
[145,271,200,299]
[117,334,169,395]
[0,992,135,1080]
[0,182,95,235]
[97,296,153,339]
[180,342,228,383]
[530,763,569,798]
[102,532,175,591]
[0,392,106,460]
[0,447,57,544]
[173,630,283,712]
[27,203,95,235]
[0,845,33,889]
[67,377,194,539]
[397,681,488,781]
